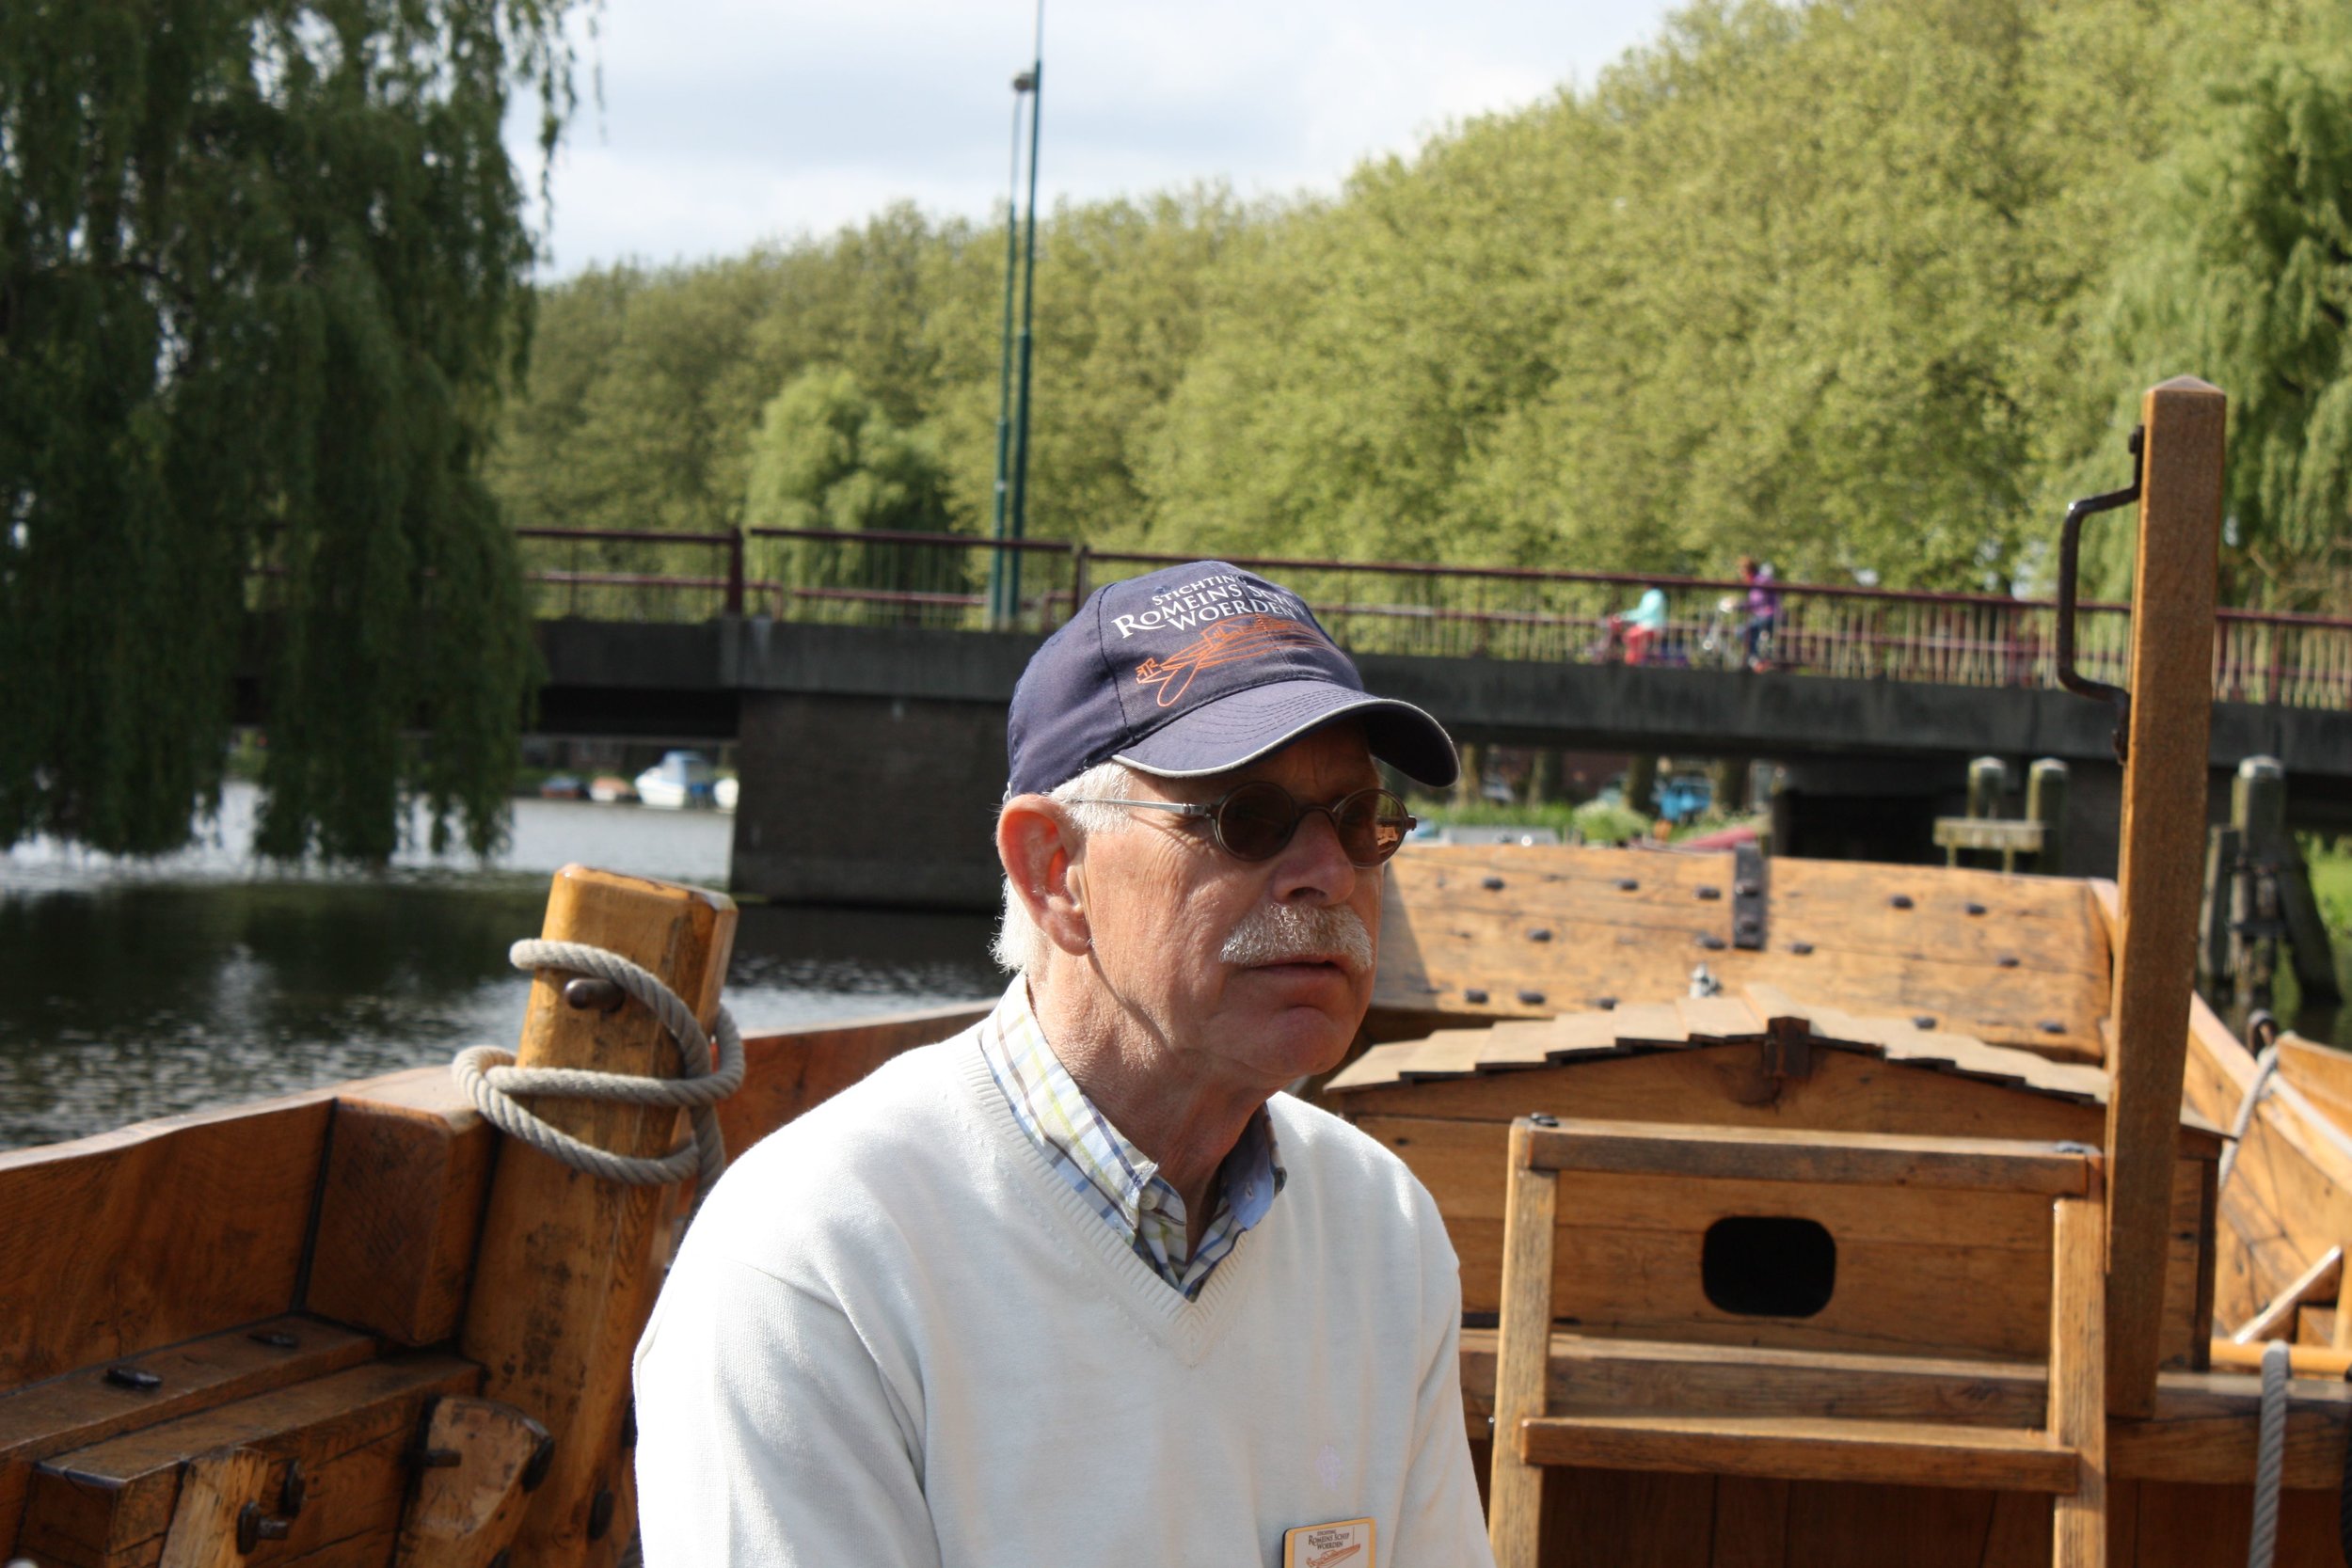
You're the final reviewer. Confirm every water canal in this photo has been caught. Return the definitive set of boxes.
[5,783,2342,1151]
[0,784,1000,1150]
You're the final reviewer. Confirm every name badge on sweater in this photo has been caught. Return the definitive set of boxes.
[1283,1517,1374,1568]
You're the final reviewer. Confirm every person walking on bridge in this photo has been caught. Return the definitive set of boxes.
[633,561,1493,1567]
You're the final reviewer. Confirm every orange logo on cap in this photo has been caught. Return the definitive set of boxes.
[1134,615,1325,706]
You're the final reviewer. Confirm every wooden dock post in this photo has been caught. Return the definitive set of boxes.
[2029,759,2070,875]
[1967,756,2009,822]
[2230,758,2287,1007]
[458,866,737,1567]
[2103,377,2227,1419]
[2228,755,2344,1008]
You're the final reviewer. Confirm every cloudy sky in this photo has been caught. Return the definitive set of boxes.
[513,1,1684,276]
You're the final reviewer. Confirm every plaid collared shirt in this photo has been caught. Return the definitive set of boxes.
[977,981,1285,1299]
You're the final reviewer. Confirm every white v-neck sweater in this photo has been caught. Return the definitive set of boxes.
[632,1028,1492,1567]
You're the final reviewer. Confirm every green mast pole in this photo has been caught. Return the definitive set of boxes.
[1006,2,1045,626]
[985,75,1031,629]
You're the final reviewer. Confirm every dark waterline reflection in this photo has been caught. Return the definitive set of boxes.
[0,875,1001,1151]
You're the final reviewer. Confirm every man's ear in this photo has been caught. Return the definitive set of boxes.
[997,797,1092,958]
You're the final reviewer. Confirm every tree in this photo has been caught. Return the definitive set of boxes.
[0,0,580,861]
[743,366,953,601]
[2092,47,2352,609]
[744,366,950,534]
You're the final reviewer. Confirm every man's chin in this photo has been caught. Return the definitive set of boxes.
[1229,967,1369,1070]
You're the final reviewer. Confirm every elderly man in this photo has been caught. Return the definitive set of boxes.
[634,562,1492,1567]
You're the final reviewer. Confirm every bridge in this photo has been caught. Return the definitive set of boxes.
[472,527,2352,907]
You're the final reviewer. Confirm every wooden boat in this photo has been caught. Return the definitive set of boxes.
[5,376,2346,1565]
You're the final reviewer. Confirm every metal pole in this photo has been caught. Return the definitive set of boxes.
[1006,1,1045,626]
[985,79,1031,629]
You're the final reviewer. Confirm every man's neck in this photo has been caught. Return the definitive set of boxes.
[1026,972,1272,1246]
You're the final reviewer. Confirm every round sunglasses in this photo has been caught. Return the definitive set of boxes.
[1066,782,1417,867]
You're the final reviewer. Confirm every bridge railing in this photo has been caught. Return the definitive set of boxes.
[515,528,743,622]
[306,525,2349,708]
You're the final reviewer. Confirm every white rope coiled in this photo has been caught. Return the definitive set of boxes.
[453,940,743,1206]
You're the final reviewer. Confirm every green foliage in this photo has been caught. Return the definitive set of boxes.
[2093,41,2352,608]
[1572,800,1655,847]
[2311,835,2352,942]
[1,0,578,860]
[744,367,948,534]
[488,0,2352,610]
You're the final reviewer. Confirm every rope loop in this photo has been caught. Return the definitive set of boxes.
[452,939,742,1206]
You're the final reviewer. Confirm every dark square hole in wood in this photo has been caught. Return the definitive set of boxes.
[1702,1215,1836,1318]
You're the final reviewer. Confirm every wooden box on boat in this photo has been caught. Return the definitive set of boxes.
[1334,846,2352,1566]
[1327,981,2222,1366]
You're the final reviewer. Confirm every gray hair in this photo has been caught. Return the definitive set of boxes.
[992,760,1144,976]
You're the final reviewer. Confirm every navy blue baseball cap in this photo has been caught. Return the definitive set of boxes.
[1007,562,1458,797]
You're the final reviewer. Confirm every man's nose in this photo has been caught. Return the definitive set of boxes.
[1271,805,1358,905]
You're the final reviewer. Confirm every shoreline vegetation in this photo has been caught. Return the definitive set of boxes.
[494,0,2352,618]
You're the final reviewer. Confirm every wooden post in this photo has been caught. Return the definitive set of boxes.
[1488,1119,1560,1568]
[459,866,737,1567]
[2103,376,2227,1419]
[1967,756,2009,820]
[2049,1196,2107,1567]
[2199,825,2239,990]
[1970,758,2012,870]
[2232,756,2344,1006]
[1624,752,1659,819]
[1529,748,1558,808]
[2029,759,2071,875]
[2233,755,2287,847]
[1454,742,1485,811]
[2231,757,2286,1007]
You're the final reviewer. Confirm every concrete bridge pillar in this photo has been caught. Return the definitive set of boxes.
[730,691,1008,910]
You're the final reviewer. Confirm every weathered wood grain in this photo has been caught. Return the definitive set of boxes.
[2229,1246,2342,1344]
[21,1354,476,1568]
[2049,1196,2106,1566]
[306,1068,494,1346]
[0,1091,337,1392]
[1456,1329,2352,1490]
[391,1397,549,1568]
[1329,1042,2115,1144]
[718,1002,991,1160]
[1520,1118,2099,1196]
[458,866,737,1568]
[0,1315,373,1554]
[1458,1332,2046,1433]
[2105,375,2228,1419]
[154,1448,267,1568]
[1516,1415,2081,1492]
[1489,1120,1558,1568]
[1373,847,2112,1060]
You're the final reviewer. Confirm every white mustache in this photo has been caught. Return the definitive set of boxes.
[1220,903,1375,974]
